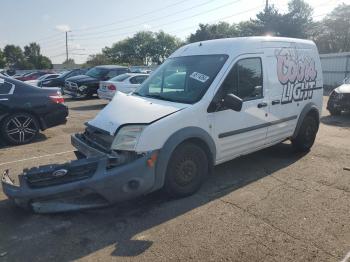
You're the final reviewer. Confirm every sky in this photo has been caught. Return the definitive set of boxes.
[0,0,348,64]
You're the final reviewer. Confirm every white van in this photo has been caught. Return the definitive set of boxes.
[2,37,323,213]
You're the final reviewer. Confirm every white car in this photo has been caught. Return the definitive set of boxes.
[2,37,323,213]
[97,73,149,100]
[25,74,60,87]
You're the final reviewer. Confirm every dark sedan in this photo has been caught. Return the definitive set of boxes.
[64,65,129,99]
[0,76,68,145]
[38,69,88,90]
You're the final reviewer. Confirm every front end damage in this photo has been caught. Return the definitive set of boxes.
[1,127,158,213]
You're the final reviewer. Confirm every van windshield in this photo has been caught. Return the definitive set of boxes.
[134,55,228,104]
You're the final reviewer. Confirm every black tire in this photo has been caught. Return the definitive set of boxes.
[292,115,318,152]
[164,143,208,198]
[1,112,40,145]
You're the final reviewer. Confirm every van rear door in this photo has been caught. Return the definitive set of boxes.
[264,45,320,145]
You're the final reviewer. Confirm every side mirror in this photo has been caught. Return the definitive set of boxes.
[223,94,243,112]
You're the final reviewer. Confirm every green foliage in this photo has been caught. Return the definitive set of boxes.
[312,4,350,53]
[0,49,5,68]
[3,45,25,68]
[101,31,181,66]
[188,0,313,41]
[188,22,239,43]
[62,58,76,69]
[85,54,112,67]
[3,43,52,70]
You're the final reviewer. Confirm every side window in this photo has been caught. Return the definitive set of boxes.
[218,58,263,102]
[129,76,138,84]
[138,75,148,83]
[130,76,148,84]
[0,82,14,95]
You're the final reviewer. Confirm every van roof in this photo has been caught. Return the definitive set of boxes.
[170,36,317,58]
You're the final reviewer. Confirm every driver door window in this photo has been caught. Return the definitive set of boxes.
[217,58,263,106]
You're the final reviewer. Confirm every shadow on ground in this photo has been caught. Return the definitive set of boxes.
[321,112,350,128]
[0,143,306,261]
[0,133,47,150]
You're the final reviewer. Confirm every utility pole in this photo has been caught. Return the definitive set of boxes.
[65,31,69,62]
[265,0,269,11]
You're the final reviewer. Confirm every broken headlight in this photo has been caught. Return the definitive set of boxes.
[111,125,146,151]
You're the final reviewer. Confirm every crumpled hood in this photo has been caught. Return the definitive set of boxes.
[88,92,188,135]
[335,84,350,94]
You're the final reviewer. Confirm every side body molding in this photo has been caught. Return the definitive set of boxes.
[292,102,320,139]
[152,126,216,191]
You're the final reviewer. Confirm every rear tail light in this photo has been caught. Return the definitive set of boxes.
[49,93,65,104]
[108,84,116,91]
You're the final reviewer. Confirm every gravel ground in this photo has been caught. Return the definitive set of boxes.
[0,96,350,262]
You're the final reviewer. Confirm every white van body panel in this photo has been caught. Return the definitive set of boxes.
[89,37,323,164]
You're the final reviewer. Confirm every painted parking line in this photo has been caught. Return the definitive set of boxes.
[0,150,75,167]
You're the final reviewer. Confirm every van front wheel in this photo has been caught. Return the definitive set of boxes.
[292,115,318,152]
[164,143,208,198]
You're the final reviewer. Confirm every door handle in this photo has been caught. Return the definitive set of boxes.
[272,100,281,105]
[257,102,268,108]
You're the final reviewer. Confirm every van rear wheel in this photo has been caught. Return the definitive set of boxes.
[292,115,318,152]
[164,143,208,198]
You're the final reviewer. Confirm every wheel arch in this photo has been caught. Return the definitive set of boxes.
[152,126,216,191]
[292,102,320,139]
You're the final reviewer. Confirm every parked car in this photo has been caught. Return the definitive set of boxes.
[1,37,324,213]
[327,77,350,115]
[64,65,129,98]
[38,69,88,90]
[98,73,149,100]
[0,69,10,77]
[15,71,50,81]
[0,75,68,145]
[25,73,60,87]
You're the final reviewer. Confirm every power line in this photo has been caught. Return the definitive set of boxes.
[72,0,220,38]
[73,0,245,41]
[73,0,189,32]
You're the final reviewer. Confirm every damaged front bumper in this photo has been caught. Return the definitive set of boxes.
[1,136,157,213]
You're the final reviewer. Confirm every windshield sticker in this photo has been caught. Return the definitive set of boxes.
[190,72,210,83]
[276,48,321,104]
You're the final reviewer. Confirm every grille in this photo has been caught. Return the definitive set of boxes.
[80,126,114,153]
[25,161,98,188]
[65,81,78,91]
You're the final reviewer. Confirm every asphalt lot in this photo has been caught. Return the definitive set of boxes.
[0,96,350,262]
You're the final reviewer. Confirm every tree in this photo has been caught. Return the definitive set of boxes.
[62,58,76,68]
[151,31,181,64]
[0,49,5,68]
[3,45,25,69]
[188,22,239,43]
[312,4,350,53]
[86,54,112,67]
[102,31,180,65]
[280,0,313,38]
[23,42,52,69]
[38,56,53,69]
[24,42,41,68]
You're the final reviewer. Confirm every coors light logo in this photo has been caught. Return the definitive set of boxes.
[276,48,320,104]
